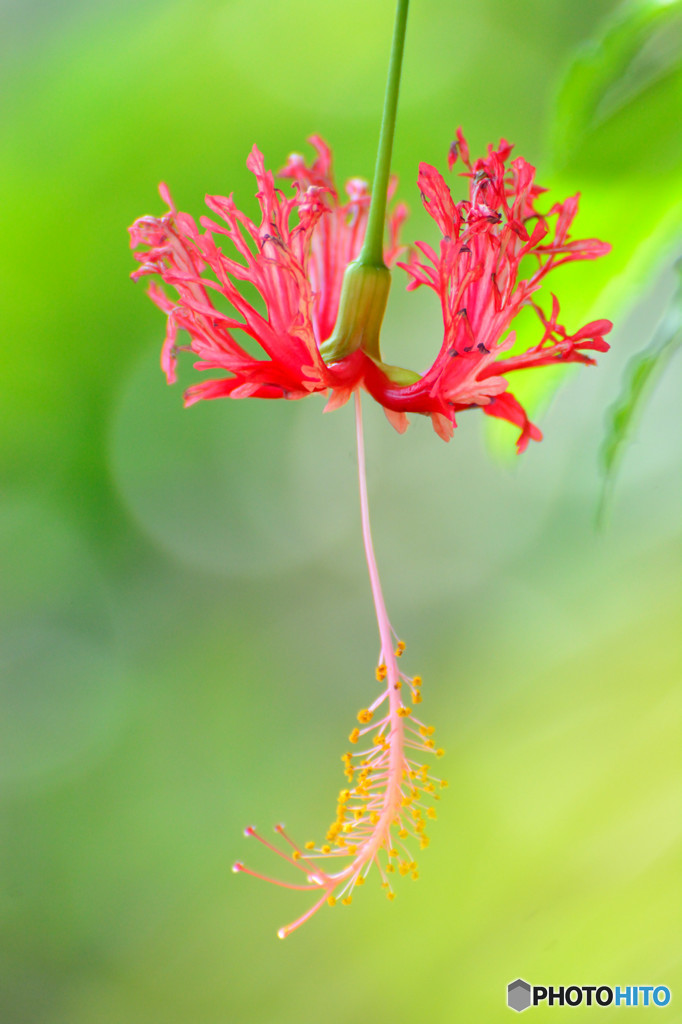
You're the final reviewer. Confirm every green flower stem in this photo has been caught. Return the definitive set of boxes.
[319,0,409,366]
[360,0,409,268]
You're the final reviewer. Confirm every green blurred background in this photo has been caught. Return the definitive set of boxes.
[1,0,680,1020]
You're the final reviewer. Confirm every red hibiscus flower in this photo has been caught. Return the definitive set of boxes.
[130,129,611,453]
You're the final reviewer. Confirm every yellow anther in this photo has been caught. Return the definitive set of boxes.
[349,728,360,744]
[347,844,357,855]
[394,680,402,689]
[411,871,419,880]
[440,779,449,788]
[321,845,331,854]
[354,809,364,820]
[341,896,352,906]
[419,725,434,736]
[386,863,395,873]
[427,808,437,820]
[336,837,346,847]
[396,641,406,654]
[397,707,411,718]
[425,739,435,749]
[412,691,422,704]
[342,823,353,833]
[355,875,365,886]
[381,881,389,889]
[419,836,430,849]
[375,664,387,682]
[412,675,422,687]
[389,848,399,858]
[398,861,410,876]
[292,850,301,861]
[357,708,373,724]
[387,891,396,901]
[425,783,435,793]
[304,841,315,850]
[436,748,445,758]
[373,733,386,746]
[327,895,337,907]
[369,811,380,825]
[339,789,350,802]
[398,828,408,839]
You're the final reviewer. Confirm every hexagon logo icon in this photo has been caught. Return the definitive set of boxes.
[507,978,532,1012]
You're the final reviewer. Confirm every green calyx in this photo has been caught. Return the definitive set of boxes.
[319,261,391,364]
[318,259,420,386]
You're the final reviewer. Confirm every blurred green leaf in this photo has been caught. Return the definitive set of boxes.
[552,0,682,176]
[598,260,682,522]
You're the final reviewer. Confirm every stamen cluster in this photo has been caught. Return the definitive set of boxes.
[233,643,446,938]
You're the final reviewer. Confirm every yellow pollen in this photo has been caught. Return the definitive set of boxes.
[349,728,360,744]
[355,875,365,886]
[425,739,435,749]
[341,896,352,906]
[304,841,315,850]
[427,808,437,820]
[321,845,331,854]
[419,725,434,736]
[419,836,430,849]
[347,844,357,855]
[397,707,411,718]
[369,811,380,825]
[436,748,445,758]
[327,895,337,906]
[388,848,399,858]
[387,891,396,901]
[376,664,387,682]
[413,675,422,687]
[394,680,402,690]
[413,692,422,704]
[398,828,408,838]
[440,779,449,788]
[357,708,373,724]
[396,641,406,655]
[386,864,395,873]
[292,851,301,861]
[411,871,419,880]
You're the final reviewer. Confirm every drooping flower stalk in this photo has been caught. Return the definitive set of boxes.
[232,393,445,938]
[319,0,410,366]
[359,0,409,269]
